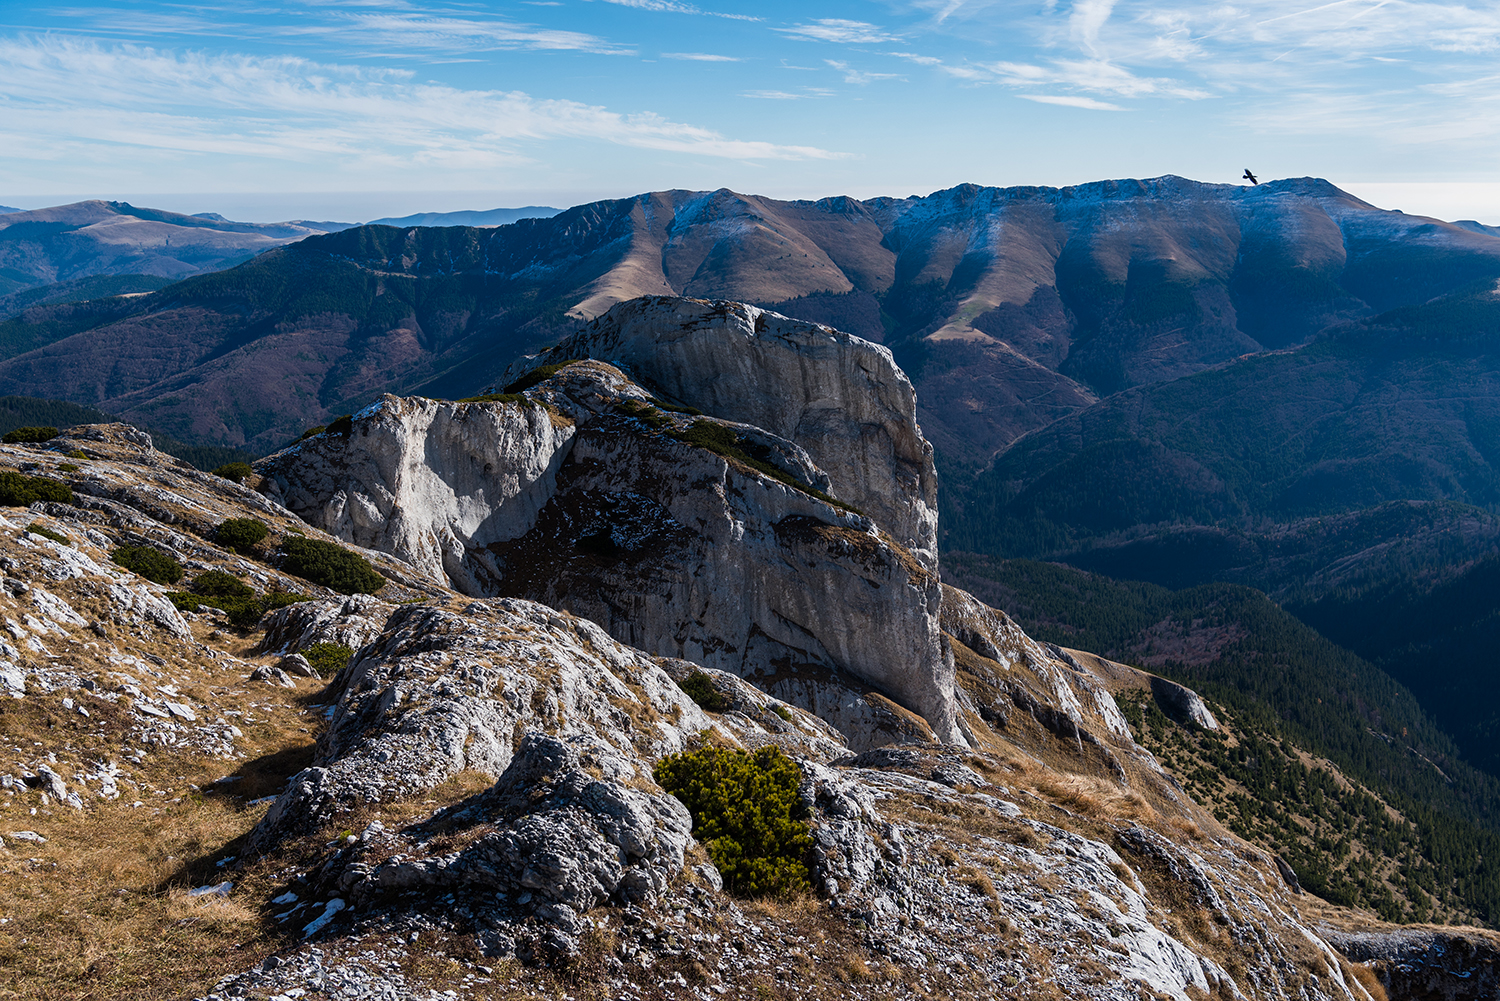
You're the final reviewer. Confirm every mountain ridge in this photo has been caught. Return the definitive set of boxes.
[1,174,1496,462]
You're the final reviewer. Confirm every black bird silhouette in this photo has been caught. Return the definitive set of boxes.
[1242,168,1259,185]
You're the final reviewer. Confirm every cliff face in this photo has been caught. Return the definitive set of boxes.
[259,305,957,744]
[258,394,576,594]
[520,296,941,572]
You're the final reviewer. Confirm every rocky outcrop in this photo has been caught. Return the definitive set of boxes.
[512,296,941,572]
[257,396,575,593]
[258,344,961,745]
[249,597,717,851]
[1324,925,1500,1001]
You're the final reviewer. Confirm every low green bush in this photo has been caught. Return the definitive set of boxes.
[191,570,254,600]
[458,392,526,405]
[168,581,307,629]
[298,426,326,441]
[654,745,813,897]
[501,359,580,394]
[615,400,671,430]
[680,671,728,712]
[671,420,861,515]
[212,462,254,483]
[264,590,308,612]
[2,426,59,444]
[325,414,354,436]
[303,642,354,678]
[0,470,74,507]
[278,536,385,594]
[111,545,183,585]
[216,517,269,554]
[58,463,79,472]
[24,524,68,545]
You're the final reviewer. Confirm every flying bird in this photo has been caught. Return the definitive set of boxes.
[1243,169,1259,185]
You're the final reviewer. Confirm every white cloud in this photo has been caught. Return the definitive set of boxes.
[778,19,901,44]
[824,59,902,84]
[742,88,835,99]
[594,0,759,20]
[1020,94,1125,110]
[0,36,843,171]
[661,52,741,61]
[336,13,634,53]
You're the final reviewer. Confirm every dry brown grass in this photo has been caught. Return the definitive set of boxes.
[1344,959,1389,1001]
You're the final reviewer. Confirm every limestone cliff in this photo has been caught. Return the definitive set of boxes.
[259,335,960,745]
[508,296,941,572]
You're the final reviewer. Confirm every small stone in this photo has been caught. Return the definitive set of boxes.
[278,653,316,678]
[249,666,297,688]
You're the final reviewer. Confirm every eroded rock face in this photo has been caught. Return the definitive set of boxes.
[257,350,960,745]
[249,597,717,851]
[257,395,575,593]
[515,296,941,572]
[497,412,959,745]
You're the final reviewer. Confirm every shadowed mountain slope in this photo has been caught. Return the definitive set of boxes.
[0,177,1496,459]
[0,200,353,295]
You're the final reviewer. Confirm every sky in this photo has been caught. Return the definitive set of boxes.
[2,1,1500,223]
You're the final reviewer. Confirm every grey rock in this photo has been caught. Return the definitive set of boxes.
[250,665,297,688]
[278,653,316,678]
[1149,675,1220,730]
[519,297,941,573]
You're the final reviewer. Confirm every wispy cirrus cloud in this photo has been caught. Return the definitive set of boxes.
[825,59,902,84]
[0,36,843,173]
[593,0,759,20]
[778,19,901,44]
[661,51,741,61]
[1020,94,1124,110]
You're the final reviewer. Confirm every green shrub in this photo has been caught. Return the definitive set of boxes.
[264,590,308,612]
[24,524,68,545]
[216,517,269,554]
[680,671,728,712]
[0,470,74,507]
[212,462,254,483]
[298,426,326,441]
[771,705,794,722]
[501,360,580,394]
[191,570,254,600]
[278,536,385,594]
[457,392,526,405]
[303,642,354,678]
[66,450,87,459]
[168,581,308,628]
[654,746,813,897]
[58,463,79,472]
[165,591,203,613]
[2,426,59,444]
[325,414,354,436]
[652,401,702,416]
[615,400,671,430]
[111,545,183,585]
[671,420,861,515]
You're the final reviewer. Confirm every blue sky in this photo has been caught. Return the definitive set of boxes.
[2,1,1500,222]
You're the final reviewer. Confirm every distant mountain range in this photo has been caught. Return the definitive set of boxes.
[0,200,355,295]
[0,177,1495,459]
[365,206,561,227]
